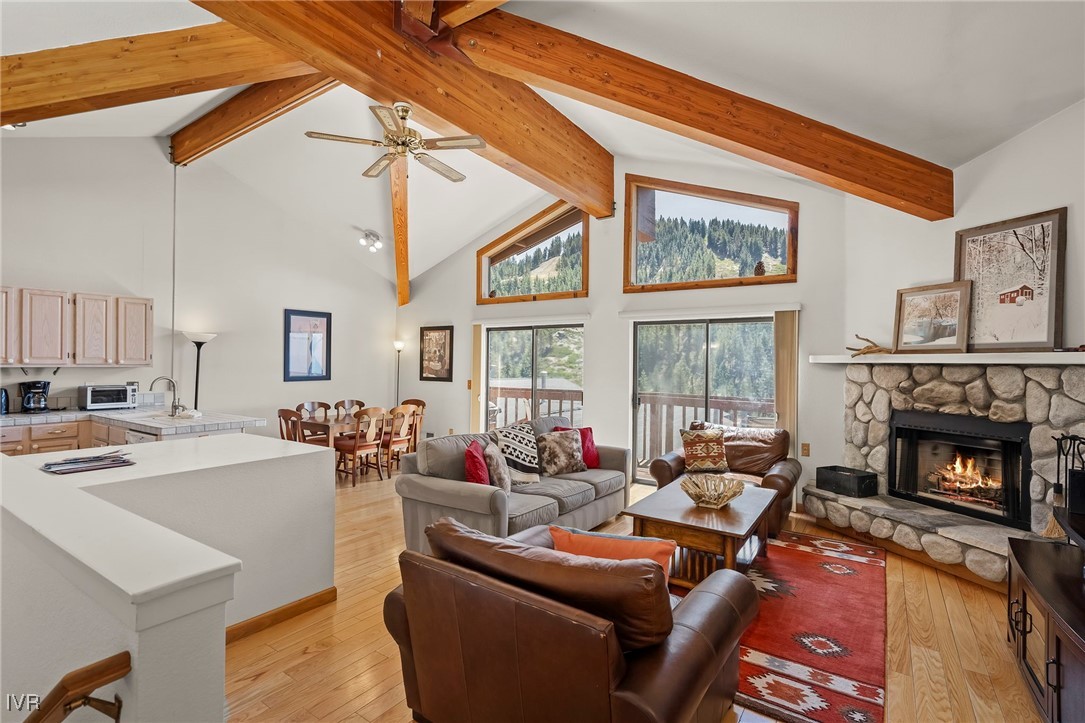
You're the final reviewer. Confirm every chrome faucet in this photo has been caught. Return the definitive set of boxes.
[150,376,188,417]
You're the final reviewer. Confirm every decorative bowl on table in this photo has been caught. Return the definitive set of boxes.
[680,474,745,509]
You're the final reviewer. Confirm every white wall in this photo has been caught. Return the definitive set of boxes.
[844,101,1084,344]
[397,155,850,477]
[0,138,398,429]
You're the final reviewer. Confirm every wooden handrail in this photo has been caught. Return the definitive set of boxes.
[26,651,131,723]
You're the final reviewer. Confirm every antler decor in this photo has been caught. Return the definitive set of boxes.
[846,334,893,357]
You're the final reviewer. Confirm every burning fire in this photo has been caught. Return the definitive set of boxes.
[940,452,1000,491]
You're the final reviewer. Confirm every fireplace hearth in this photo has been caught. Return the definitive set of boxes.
[889,409,1031,529]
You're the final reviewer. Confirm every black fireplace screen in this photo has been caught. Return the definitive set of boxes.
[889,410,1031,530]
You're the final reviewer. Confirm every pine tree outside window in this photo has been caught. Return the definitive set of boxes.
[477,200,589,304]
[624,175,798,293]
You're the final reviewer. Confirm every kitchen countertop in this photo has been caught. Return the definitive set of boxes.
[0,406,267,436]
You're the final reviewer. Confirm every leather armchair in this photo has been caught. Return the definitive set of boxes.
[650,426,802,537]
[384,525,759,723]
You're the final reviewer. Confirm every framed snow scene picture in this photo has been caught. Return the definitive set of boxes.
[954,208,1067,352]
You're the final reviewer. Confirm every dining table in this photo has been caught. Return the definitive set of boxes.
[299,417,356,447]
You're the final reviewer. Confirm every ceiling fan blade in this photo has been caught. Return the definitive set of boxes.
[414,153,466,183]
[305,131,385,147]
[424,135,487,150]
[363,153,397,178]
[370,105,403,135]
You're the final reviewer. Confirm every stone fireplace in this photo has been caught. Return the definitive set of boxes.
[888,409,1031,529]
[802,360,1084,585]
[841,363,1085,533]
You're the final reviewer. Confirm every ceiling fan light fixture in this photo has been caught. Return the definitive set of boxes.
[368,245,378,254]
[373,241,383,250]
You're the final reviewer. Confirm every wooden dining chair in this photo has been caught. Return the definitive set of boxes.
[334,407,388,485]
[296,401,332,446]
[334,399,366,421]
[277,409,303,442]
[386,404,418,472]
[400,398,426,453]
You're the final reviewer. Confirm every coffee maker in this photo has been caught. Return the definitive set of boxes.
[20,381,50,413]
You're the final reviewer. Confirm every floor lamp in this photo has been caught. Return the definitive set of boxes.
[183,332,217,410]
[393,340,405,403]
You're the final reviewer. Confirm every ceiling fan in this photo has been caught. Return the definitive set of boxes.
[304,101,485,182]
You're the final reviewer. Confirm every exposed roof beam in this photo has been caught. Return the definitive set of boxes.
[438,1,508,27]
[192,0,614,219]
[0,23,317,126]
[390,160,411,306]
[454,10,954,221]
[171,74,340,165]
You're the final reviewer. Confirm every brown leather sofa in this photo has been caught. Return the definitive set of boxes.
[650,424,802,537]
[384,520,759,723]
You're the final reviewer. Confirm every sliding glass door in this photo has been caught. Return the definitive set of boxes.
[487,325,584,430]
[633,319,775,476]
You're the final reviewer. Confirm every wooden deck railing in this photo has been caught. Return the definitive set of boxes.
[635,392,775,465]
[26,651,131,723]
[488,386,584,428]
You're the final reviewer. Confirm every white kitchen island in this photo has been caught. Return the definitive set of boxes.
[1,434,334,722]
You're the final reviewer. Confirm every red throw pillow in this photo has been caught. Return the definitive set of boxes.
[549,526,677,583]
[554,426,600,469]
[464,440,490,485]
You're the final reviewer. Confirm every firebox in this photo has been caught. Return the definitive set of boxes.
[888,410,1031,530]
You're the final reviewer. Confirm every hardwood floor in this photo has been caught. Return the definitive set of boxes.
[225,475,1040,722]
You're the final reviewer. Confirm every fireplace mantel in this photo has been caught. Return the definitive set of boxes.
[810,352,1085,366]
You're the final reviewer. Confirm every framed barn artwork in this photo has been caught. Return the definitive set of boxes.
[954,208,1067,352]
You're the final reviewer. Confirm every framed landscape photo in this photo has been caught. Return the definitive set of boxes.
[892,281,972,353]
[419,325,454,382]
[954,208,1067,351]
[284,309,331,382]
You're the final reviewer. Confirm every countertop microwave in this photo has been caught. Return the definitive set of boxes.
[78,384,138,410]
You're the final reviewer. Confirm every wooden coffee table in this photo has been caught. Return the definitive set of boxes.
[623,482,777,589]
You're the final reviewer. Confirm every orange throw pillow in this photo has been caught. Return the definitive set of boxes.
[549,526,677,583]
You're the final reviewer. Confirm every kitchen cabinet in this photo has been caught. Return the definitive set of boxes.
[28,422,80,454]
[107,425,127,446]
[20,288,69,366]
[91,422,110,447]
[1,427,27,456]
[116,297,153,366]
[0,286,15,365]
[74,293,114,365]
[1008,538,1085,722]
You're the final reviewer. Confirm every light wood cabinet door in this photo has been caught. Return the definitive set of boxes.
[29,438,79,454]
[116,297,153,366]
[107,426,127,445]
[20,288,69,366]
[0,286,16,365]
[74,293,114,365]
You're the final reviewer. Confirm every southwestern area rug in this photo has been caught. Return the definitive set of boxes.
[735,531,887,723]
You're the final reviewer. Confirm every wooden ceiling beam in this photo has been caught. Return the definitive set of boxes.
[454,10,954,221]
[438,1,508,27]
[0,22,318,126]
[390,159,411,306]
[170,74,340,165]
[192,0,614,219]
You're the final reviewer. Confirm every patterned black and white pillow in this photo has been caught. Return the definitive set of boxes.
[494,423,541,484]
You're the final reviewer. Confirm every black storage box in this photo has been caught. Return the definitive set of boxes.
[816,465,878,497]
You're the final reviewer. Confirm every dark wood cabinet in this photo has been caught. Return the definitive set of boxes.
[1008,539,1085,723]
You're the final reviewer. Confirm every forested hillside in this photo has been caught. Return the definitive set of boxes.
[489,229,583,297]
[636,216,788,284]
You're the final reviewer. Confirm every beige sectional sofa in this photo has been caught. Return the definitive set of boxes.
[395,416,632,553]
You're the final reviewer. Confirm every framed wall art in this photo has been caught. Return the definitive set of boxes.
[892,281,972,353]
[284,309,331,382]
[419,325,454,382]
[954,208,1067,351]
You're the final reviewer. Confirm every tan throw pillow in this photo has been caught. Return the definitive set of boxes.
[537,430,587,476]
[681,427,729,473]
[482,442,512,494]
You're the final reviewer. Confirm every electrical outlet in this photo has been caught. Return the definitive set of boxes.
[448,428,454,435]
[801,442,811,457]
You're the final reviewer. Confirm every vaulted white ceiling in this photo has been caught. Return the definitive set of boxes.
[2,0,1083,279]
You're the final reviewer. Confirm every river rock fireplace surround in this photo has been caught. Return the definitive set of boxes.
[802,359,1085,585]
